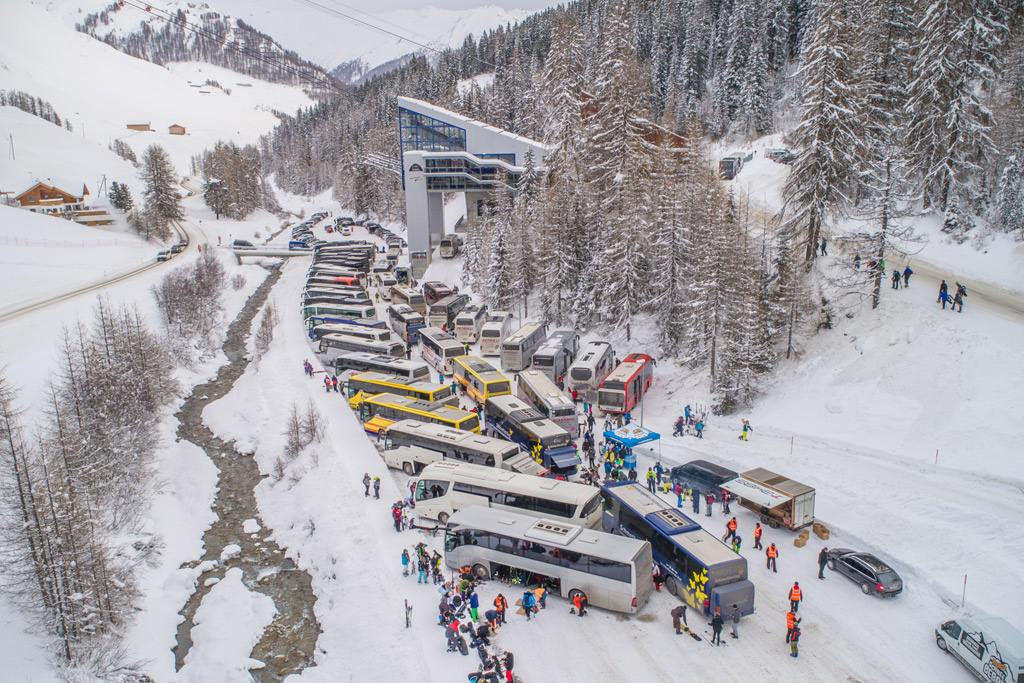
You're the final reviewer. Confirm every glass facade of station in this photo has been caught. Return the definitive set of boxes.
[399,107,467,156]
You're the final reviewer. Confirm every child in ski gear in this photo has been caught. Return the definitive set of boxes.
[818,547,829,579]
[739,420,752,441]
[766,543,778,572]
[789,582,802,612]
[671,604,687,633]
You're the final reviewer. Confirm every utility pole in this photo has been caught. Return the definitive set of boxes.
[8,133,14,161]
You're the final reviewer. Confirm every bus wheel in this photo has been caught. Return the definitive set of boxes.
[664,575,678,596]
[568,588,587,604]
[403,462,415,476]
[473,563,490,581]
[438,512,450,525]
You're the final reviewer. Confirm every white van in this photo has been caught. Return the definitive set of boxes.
[936,616,1024,683]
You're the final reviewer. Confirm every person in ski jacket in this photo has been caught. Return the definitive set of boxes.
[891,269,901,289]
[753,523,763,550]
[484,609,500,631]
[731,536,742,553]
[362,473,371,497]
[671,604,688,634]
[469,591,480,622]
[903,266,913,286]
[673,416,684,436]
[571,387,579,404]
[628,468,638,482]
[332,375,339,392]
[533,586,546,610]
[766,543,779,572]
[705,491,715,516]
[324,375,332,393]
[503,652,515,683]
[940,288,949,309]
[818,547,829,579]
[392,506,403,532]
[418,556,429,583]
[723,517,738,543]
[790,623,802,657]
[739,419,752,441]
[952,283,966,312]
[692,491,700,515]
[711,609,724,645]
[819,238,827,256]
[730,605,741,639]
[684,404,692,424]
[401,549,410,576]
[722,492,732,514]
[695,420,704,438]
[373,476,381,499]
[573,593,587,617]
[646,468,656,492]
[494,594,508,624]
[655,462,664,484]
[521,591,535,620]
[789,582,802,612]
[938,279,948,302]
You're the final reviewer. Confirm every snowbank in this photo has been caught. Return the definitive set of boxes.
[178,568,277,683]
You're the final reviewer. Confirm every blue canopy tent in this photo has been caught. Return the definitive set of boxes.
[603,424,661,470]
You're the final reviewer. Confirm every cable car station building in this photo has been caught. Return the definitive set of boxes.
[397,96,550,277]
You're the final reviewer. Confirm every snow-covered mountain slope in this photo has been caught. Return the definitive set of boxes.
[189,0,529,81]
[0,0,312,176]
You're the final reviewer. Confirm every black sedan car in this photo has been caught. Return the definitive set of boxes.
[825,549,903,597]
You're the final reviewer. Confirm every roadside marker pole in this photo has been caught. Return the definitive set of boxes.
[961,575,967,608]
[790,436,794,457]
[935,449,939,466]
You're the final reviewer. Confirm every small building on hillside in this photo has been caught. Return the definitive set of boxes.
[126,122,151,131]
[14,182,113,226]
[168,124,186,135]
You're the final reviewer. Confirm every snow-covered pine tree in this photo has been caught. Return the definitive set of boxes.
[140,144,183,226]
[485,200,516,311]
[509,150,541,317]
[942,193,975,243]
[781,0,862,263]
[906,0,1007,211]
[996,154,1024,237]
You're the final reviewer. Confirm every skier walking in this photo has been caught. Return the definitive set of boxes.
[671,604,688,634]
[739,419,752,441]
[891,269,901,289]
[753,523,763,550]
[789,582,802,613]
[766,543,779,572]
[818,547,829,579]
[903,266,913,287]
[362,473,371,497]
[938,279,948,303]
[711,609,724,646]
[953,282,967,312]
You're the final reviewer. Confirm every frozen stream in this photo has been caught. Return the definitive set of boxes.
[172,266,321,679]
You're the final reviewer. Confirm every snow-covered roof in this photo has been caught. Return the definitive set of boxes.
[397,96,551,153]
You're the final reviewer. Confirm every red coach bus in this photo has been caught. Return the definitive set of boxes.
[597,353,654,414]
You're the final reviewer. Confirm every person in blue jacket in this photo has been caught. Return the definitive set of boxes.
[521,591,535,621]
[469,591,480,622]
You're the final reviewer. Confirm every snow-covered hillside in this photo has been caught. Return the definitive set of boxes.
[1,0,312,174]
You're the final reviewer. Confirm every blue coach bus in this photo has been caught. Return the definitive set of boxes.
[484,395,580,478]
[600,481,755,616]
